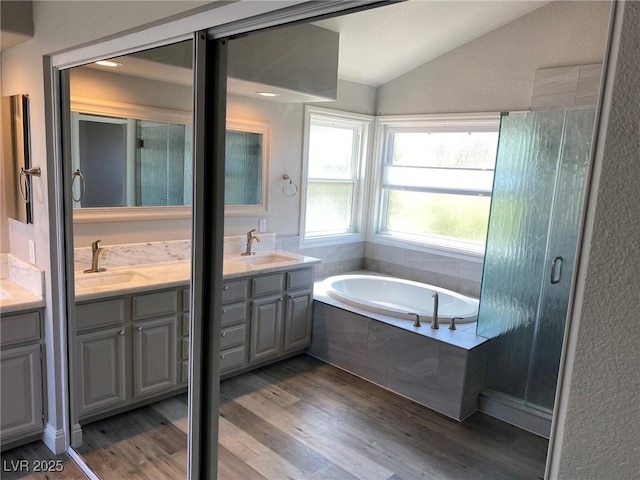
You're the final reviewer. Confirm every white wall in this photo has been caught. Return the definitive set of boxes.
[376,1,611,115]
[551,2,640,478]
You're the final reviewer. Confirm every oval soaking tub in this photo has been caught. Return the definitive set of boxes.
[323,274,478,324]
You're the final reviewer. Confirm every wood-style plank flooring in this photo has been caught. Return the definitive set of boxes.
[0,441,86,480]
[2,355,548,479]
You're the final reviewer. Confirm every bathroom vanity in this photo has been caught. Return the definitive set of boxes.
[73,252,319,423]
[0,308,45,449]
[0,255,46,450]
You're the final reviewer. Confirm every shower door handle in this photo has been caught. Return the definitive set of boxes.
[550,256,563,284]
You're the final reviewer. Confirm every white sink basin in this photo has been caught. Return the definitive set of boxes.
[233,253,298,266]
[76,271,151,289]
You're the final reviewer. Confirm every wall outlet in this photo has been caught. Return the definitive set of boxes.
[258,218,267,233]
[28,240,36,264]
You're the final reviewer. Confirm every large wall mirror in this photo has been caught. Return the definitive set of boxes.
[70,42,270,222]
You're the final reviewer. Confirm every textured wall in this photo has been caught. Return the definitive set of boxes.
[376,1,610,115]
[553,2,640,478]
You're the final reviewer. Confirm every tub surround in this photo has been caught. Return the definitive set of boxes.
[364,242,483,298]
[309,289,489,420]
[0,254,45,314]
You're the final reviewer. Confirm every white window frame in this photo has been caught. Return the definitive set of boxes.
[369,113,500,260]
[300,105,372,247]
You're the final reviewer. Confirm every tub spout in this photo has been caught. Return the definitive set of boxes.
[450,317,462,331]
[431,292,439,329]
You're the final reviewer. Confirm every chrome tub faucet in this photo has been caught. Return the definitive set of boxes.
[84,239,107,273]
[242,229,261,256]
[431,291,439,329]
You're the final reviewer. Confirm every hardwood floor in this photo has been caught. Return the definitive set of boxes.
[3,355,548,479]
[0,441,86,480]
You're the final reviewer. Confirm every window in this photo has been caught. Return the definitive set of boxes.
[300,106,371,245]
[373,114,500,255]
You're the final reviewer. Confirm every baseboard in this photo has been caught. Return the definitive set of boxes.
[478,390,552,438]
[71,423,83,448]
[42,423,67,454]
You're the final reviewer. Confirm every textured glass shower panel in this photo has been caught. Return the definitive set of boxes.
[137,122,187,206]
[477,111,566,399]
[525,109,595,409]
[225,130,262,205]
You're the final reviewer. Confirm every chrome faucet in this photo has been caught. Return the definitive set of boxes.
[242,229,261,256]
[84,239,107,273]
[431,292,439,329]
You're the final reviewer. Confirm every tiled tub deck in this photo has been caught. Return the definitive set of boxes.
[309,281,489,421]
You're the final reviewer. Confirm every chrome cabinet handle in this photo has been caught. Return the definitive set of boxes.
[72,169,86,202]
[222,309,227,314]
[550,256,563,284]
[223,285,229,291]
[221,331,226,337]
[136,326,143,332]
[220,354,225,359]
[119,330,125,336]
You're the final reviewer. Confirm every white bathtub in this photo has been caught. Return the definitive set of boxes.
[323,274,478,324]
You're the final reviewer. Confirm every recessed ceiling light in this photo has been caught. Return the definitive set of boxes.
[256,91,279,97]
[94,60,122,67]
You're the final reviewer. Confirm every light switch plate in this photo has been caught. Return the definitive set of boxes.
[258,218,267,233]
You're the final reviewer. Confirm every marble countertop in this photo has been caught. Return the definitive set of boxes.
[0,279,46,315]
[75,251,321,302]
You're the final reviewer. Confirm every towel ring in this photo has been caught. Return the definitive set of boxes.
[18,167,41,203]
[72,169,86,202]
[282,174,299,197]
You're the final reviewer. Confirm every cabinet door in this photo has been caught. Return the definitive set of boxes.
[284,291,313,352]
[133,316,177,398]
[76,327,127,418]
[1,344,43,441]
[249,295,283,364]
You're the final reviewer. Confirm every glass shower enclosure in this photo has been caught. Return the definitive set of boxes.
[477,108,596,412]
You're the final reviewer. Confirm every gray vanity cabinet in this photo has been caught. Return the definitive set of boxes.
[76,326,127,415]
[0,309,45,449]
[133,316,177,398]
[131,290,178,398]
[249,294,284,364]
[219,266,315,378]
[220,279,249,374]
[284,291,313,352]
[75,289,183,421]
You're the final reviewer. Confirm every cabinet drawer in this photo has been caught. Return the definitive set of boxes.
[181,338,189,360]
[221,303,246,328]
[1,311,40,347]
[132,291,177,319]
[182,288,190,312]
[252,273,284,297]
[221,324,245,350]
[219,345,245,372]
[77,299,125,331]
[287,268,314,290]
[222,280,248,304]
[182,312,190,336]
